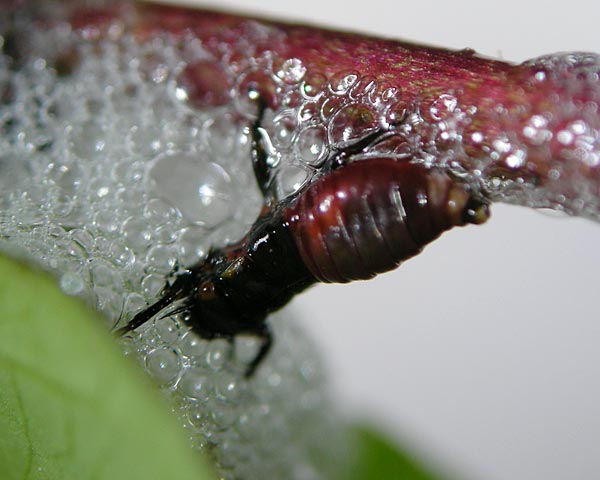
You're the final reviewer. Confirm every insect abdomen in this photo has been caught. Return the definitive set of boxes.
[286,158,487,283]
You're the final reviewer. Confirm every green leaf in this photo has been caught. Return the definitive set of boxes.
[0,254,214,480]
[346,425,448,480]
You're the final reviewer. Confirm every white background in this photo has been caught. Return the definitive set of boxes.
[164,1,600,479]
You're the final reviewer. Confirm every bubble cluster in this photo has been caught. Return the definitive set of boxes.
[453,52,600,217]
[0,8,346,479]
[3,2,600,478]
[510,52,600,216]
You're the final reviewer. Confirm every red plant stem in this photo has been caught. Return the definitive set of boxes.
[135,4,600,212]
[22,1,600,219]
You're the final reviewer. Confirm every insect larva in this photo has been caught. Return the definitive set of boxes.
[286,158,488,283]
[119,103,488,375]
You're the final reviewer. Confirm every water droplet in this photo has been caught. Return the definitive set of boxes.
[557,129,574,145]
[235,69,276,118]
[320,96,343,120]
[349,75,376,100]
[70,120,105,159]
[154,315,181,344]
[145,243,177,274]
[215,371,240,402]
[271,110,297,149]
[525,52,600,87]
[380,86,398,102]
[143,198,180,225]
[51,193,75,218]
[63,238,86,261]
[433,128,458,151]
[108,241,135,268]
[154,224,178,244]
[46,161,83,193]
[522,114,552,146]
[385,99,410,125]
[569,119,588,135]
[429,94,458,121]
[278,164,309,196]
[328,70,358,94]
[328,103,377,144]
[296,126,327,165]
[92,209,120,233]
[90,258,123,288]
[111,159,144,184]
[150,153,234,228]
[111,82,143,117]
[492,136,512,153]
[145,347,181,384]
[178,226,209,265]
[138,52,170,84]
[179,332,208,358]
[298,101,319,122]
[505,150,526,169]
[253,367,284,400]
[265,371,282,388]
[275,58,306,85]
[179,368,211,400]
[211,403,238,430]
[70,228,94,252]
[128,124,162,157]
[141,273,165,300]
[175,60,231,109]
[123,292,147,320]
[59,271,85,295]
[471,132,484,143]
[301,71,327,99]
[206,339,231,371]
[186,403,208,428]
[206,113,237,156]
[121,215,152,248]
[94,286,124,321]
[282,90,302,109]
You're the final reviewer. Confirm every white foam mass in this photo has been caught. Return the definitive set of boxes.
[0,6,347,479]
[3,3,599,478]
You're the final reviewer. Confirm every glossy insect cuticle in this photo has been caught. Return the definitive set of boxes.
[4,4,599,477]
[120,93,488,373]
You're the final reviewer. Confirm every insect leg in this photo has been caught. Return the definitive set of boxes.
[329,125,399,170]
[250,97,277,207]
[244,323,273,378]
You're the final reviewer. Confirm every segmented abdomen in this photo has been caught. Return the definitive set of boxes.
[285,158,485,283]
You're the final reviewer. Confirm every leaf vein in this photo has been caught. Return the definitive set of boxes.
[0,352,99,407]
[10,372,33,480]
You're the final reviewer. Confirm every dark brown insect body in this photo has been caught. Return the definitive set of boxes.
[287,158,487,283]
[118,105,488,375]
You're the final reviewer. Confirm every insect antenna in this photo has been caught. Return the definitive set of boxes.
[114,271,196,336]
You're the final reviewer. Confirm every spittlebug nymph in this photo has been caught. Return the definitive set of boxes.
[117,100,489,376]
